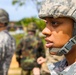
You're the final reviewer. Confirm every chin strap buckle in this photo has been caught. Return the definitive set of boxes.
[57,35,76,56]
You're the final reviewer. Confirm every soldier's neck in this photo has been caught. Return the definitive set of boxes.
[65,45,76,66]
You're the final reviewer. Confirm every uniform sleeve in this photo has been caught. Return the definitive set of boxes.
[36,38,46,58]
[15,38,24,65]
[34,38,46,68]
[3,37,16,72]
[16,39,23,57]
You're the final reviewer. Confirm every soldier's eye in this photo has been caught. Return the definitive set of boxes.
[51,21,62,27]
[51,21,58,26]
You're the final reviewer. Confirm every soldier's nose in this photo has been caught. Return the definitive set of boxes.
[42,27,51,36]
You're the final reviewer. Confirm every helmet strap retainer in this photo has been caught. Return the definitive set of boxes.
[57,35,76,56]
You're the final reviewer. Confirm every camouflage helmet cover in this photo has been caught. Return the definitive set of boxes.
[39,0,76,21]
[27,22,37,31]
[0,8,9,24]
[39,0,76,35]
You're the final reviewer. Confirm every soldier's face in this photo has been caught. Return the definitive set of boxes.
[42,17,74,49]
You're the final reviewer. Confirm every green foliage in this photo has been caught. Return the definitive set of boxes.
[9,28,16,31]
[13,34,24,45]
[12,0,19,5]
[16,17,46,31]
[12,0,45,30]
[12,0,43,12]
[35,18,46,31]
[12,0,25,6]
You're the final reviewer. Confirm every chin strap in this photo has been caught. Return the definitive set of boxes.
[57,35,76,56]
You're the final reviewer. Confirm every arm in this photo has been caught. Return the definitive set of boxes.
[16,42,22,59]
[33,38,46,75]
[15,39,24,67]
[33,57,47,75]
[3,37,16,73]
[36,38,46,58]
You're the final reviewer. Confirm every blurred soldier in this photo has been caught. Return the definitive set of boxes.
[16,22,45,75]
[0,8,16,75]
[37,0,76,75]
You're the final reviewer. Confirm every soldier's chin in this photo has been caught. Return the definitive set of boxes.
[49,47,61,55]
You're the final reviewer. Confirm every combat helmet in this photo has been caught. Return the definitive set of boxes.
[0,8,9,24]
[39,0,76,55]
[27,22,37,32]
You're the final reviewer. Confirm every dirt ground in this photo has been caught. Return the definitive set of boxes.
[8,54,21,75]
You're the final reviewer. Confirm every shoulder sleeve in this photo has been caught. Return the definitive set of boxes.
[3,36,16,72]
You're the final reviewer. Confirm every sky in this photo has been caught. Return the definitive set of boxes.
[0,0,38,21]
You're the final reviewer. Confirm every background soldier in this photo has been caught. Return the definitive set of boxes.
[16,22,45,75]
[0,8,16,75]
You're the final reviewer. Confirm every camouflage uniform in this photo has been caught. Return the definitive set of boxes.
[16,22,45,75]
[41,48,64,75]
[39,0,76,75]
[47,58,76,75]
[0,30,16,75]
[0,9,16,75]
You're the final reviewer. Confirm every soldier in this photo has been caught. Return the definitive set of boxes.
[16,22,45,75]
[37,0,76,75]
[0,8,16,75]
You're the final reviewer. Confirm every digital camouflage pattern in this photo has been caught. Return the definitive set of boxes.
[47,59,76,75]
[16,33,45,70]
[61,62,76,75]
[0,9,9,24]
[0,30,16,75]
[41,49,64,75]
[39,0,76,20]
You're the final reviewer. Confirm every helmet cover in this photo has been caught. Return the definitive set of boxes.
[0,8,9,24]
